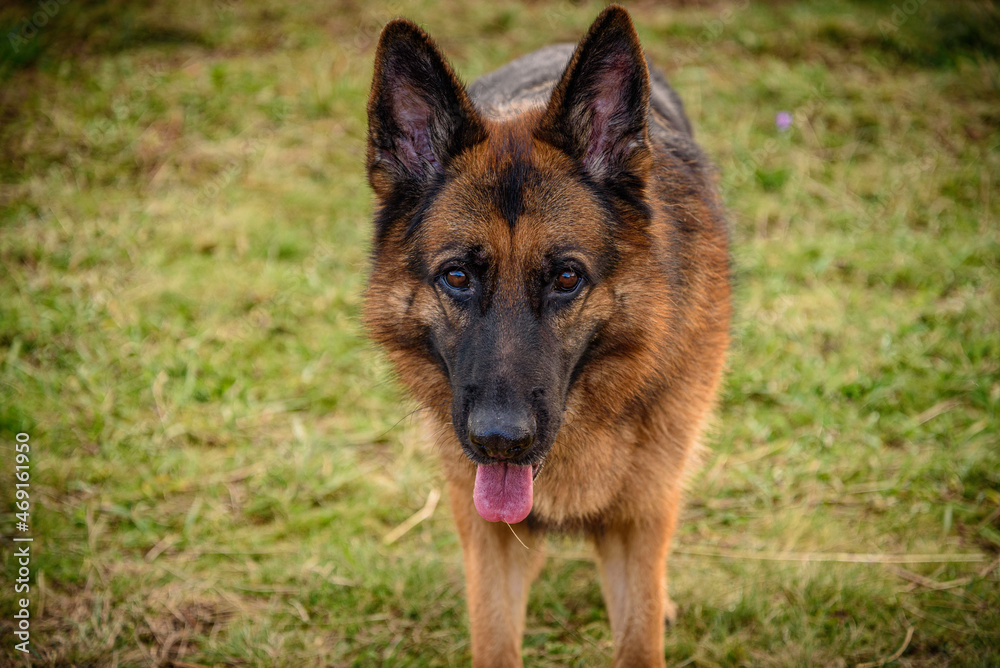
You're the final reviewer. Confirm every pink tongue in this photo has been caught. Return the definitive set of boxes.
[473,463,533,523]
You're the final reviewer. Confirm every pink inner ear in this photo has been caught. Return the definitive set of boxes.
[585,96,614,169]
[391,84,440,171]
[583,53,634,173]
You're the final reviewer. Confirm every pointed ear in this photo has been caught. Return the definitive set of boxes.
[537,6,651,185]
[366,19,486,197]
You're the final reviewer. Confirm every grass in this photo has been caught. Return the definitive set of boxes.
[1,0,998,665]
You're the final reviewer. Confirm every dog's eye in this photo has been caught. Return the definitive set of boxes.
[554,269,581,293]
[443,269,470,290]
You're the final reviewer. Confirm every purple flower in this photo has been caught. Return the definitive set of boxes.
[776,111,793,131]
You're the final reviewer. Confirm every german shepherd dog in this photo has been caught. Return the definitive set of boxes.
[364,5,730,666]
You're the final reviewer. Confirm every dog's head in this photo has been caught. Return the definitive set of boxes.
[364,6,669,522]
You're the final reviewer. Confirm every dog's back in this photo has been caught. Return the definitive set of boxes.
[469,43,693,139]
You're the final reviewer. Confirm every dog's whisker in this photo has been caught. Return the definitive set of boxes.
[376,402,451,440]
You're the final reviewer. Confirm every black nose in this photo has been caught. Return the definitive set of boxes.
[467,411,536,460]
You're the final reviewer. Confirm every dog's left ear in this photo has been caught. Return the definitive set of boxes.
[366,19,486,198]
[538,5,651,187]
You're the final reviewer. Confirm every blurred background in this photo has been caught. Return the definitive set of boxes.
[1,0,998,665]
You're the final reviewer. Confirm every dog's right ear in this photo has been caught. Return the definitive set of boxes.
[366,20,485,198]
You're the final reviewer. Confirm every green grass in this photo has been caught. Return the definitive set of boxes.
[1,0,998,665]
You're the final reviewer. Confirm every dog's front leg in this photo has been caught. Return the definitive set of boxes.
[449,481,546,668]
[594,513,678,668]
